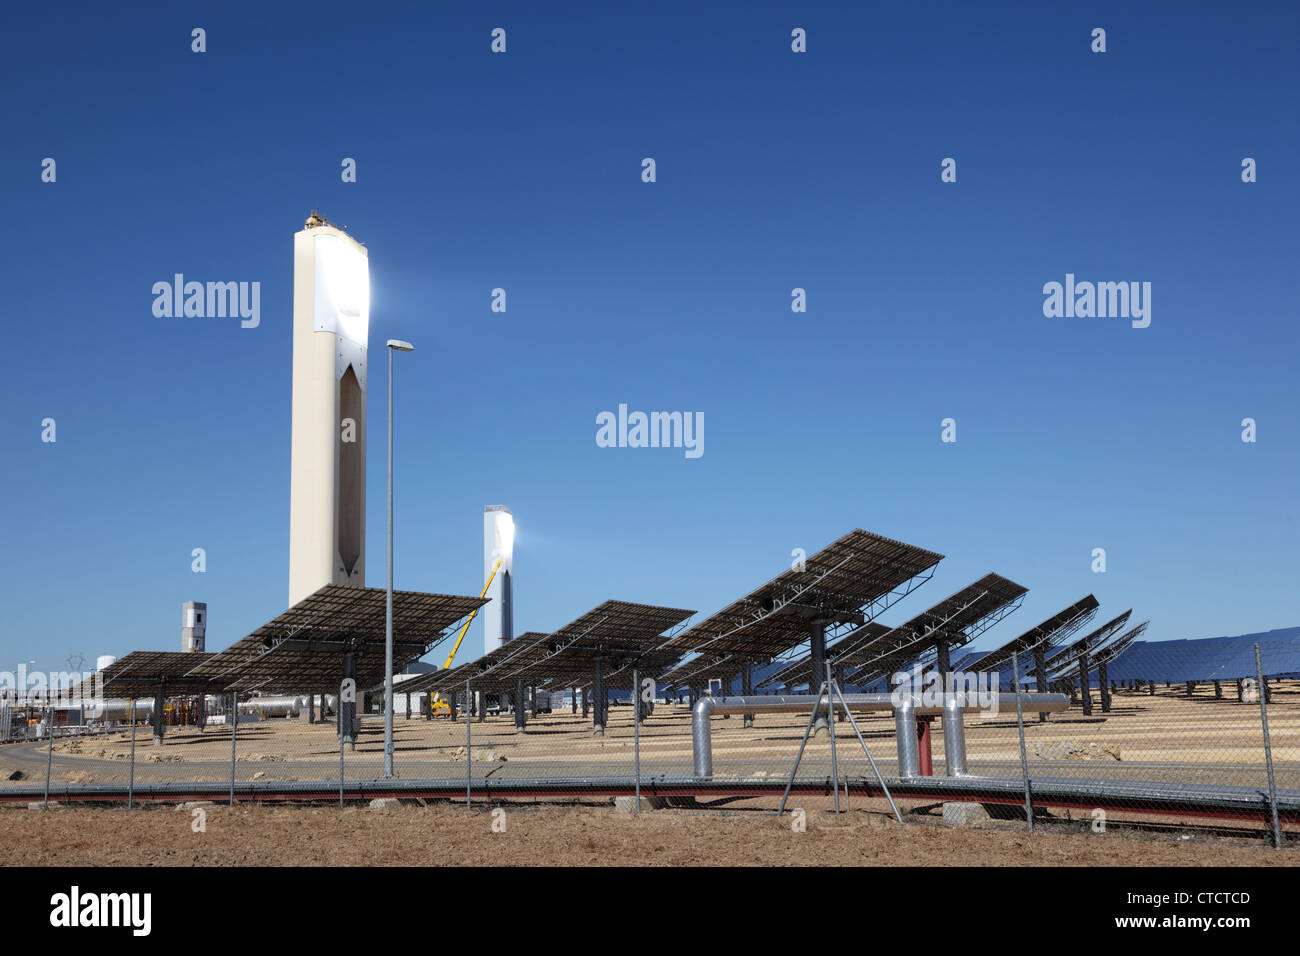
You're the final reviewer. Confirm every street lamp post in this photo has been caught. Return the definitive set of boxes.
[385,339,415,779]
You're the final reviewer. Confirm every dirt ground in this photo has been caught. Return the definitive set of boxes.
[2,800,1294,867]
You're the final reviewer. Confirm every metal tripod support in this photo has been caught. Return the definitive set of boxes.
[777,663,904,825]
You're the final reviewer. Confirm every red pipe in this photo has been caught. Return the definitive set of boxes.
[916,716,934,776]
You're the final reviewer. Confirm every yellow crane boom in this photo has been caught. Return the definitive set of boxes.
[443,558,501,671]
[427,559,502,716]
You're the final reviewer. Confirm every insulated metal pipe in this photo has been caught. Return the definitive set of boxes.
[942,693,967,776]
[692,692,1068,778]
[246,695,308,718]
[85,699,155,722]
[894,699,920,778]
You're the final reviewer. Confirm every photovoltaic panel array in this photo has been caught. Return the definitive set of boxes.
[659,529,944,688]
[1045,609,1132,676]
[760,622,891,692]
[486,600,696,689]
[1086,619,1151,672]
[658,644,790,691]
[767,575,1035,692]
[185,585,487,694]
[660,652,759,690]
[76,651,217,699]
[1097,629,1300,686]
[833,573,1029,684]
[406,631,556,694]
[419,601,695,694]
[972,610,1132,688]
[1098,626,1300,683]
[960,595,1100,672]
[563,643,689,691]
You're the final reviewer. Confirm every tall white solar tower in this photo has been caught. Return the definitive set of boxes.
[483,506,515,653]
[288,213,370,608]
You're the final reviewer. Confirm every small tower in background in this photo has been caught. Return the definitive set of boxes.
[483,506,515,654]
[182,601,207,653]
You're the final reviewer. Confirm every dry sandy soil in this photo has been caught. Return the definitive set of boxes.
[2,801,1294,867]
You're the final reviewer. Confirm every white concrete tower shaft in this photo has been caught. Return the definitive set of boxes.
[288,215,370,607]
[483,505,514,653]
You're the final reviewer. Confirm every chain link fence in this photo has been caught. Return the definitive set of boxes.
[2,644,1294,846]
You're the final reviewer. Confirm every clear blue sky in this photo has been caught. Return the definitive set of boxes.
[3,1,1297,676]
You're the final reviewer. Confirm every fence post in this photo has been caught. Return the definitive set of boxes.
[1011,651,1034,832]
[229,691,237,807]
[1253,644,1282,849]
[465,678,472,809]
[128,700,136,810]
[633,668,641,812]
[43,706,54,809]
[826,663,841,814]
